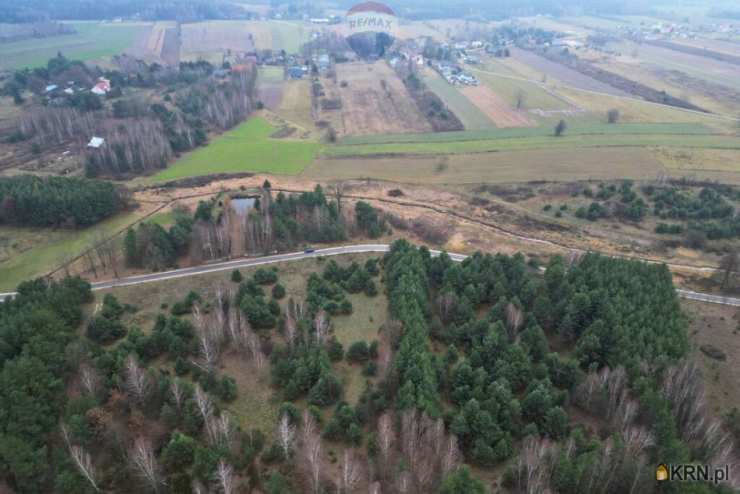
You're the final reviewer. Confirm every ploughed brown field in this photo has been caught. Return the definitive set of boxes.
[460,84,533,128]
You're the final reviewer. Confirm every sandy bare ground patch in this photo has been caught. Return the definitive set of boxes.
[460,85,533,128]
[334,61,433,136]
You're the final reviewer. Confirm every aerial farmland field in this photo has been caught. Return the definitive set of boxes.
[459,84,533,127]
[0,21,148,69]
[331,61,433,136]
[472,69,572,114]
[150,116,320,182]
[422,70,495,130]
[305,146,665,184]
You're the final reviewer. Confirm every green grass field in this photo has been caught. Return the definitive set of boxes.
[150,116,320,182]
[338,122,716,146]
[422,71,495,130]
[0,208,153,291]
[0,22,147,70]
[327,132,740,158]
[306,147,665,184]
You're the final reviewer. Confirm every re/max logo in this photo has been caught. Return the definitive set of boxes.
[657,463,730,484]
[348,17,393,30]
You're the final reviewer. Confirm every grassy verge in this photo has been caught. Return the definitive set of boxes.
[328,132,739,158]
[0,207,155,291]
[337,122,716,146]
[149,116,320,182]
[306,147,665,184]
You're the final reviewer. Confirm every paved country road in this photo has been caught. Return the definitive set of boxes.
[1,244,739,307]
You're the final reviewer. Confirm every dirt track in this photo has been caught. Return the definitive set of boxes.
[460,85,532,127]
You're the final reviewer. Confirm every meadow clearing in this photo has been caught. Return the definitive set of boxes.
[0,203,161,291]
[149,116,320,182]
[99,252,386,432]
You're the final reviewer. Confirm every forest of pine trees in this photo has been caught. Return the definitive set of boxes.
[0,174,126,227]
[1,238,736,493]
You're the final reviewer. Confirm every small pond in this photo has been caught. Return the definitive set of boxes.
[231,197,257,215]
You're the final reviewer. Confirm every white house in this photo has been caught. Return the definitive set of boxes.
[87,137,105,149]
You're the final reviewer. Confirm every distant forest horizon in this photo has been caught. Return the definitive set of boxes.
[1,0,738,23]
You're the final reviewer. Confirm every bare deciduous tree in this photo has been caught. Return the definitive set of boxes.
[170,378,186,410]
[339,449,361,494]
[399,409,460,492]
[284,312,297,346]
[195,385,214,439]
[440,434,462,478]
[511,436,555,494]
[314,309,329,345]
[129,437,163,492]
[278,412,296,459]
[208,412,236,451]
[377,412,395,470]
[192,303,222,373]
[301,410,322,494]
[215,460,236,494]
[79,363,100,397]
[61,425,99,491]
[124,356,150,403]
[505,302,523,340]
